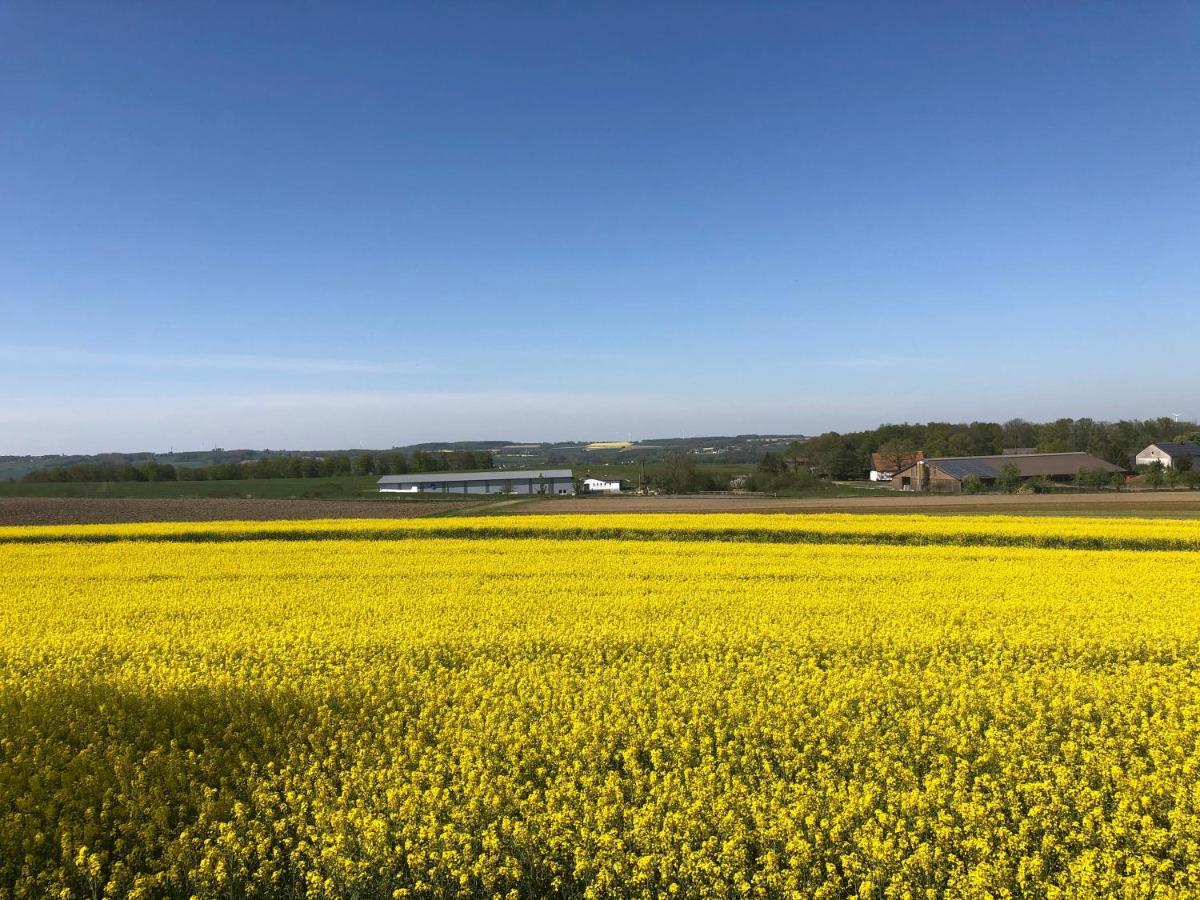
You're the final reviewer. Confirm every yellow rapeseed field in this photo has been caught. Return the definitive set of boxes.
[2,514,1200,898]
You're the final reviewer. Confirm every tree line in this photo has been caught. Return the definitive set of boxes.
[23,450,495,484]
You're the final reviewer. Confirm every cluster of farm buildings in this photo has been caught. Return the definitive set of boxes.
[374,442,1200,496]
[870,441,1200,492]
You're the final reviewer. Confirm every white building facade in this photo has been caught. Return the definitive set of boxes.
[1135,443,1200,469]
[377,469,575,495]
[581,477,622,494]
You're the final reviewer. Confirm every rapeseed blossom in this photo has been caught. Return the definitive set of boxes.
[2,516,1199,897]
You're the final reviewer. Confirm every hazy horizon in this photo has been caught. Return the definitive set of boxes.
[4,394,1195,459]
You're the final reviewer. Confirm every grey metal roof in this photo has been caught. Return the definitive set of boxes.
[1150,442,1200,457]
[932,458,1003,479]
[895,452,1122,480]
[377,468,573,484]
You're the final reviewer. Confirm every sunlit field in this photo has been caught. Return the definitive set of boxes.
[3,515,1200,897]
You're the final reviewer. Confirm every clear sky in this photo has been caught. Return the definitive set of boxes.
[2,3,1197,453]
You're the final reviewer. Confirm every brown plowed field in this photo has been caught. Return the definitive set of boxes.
[3,491,1200,525]
[518,492,1200,517]
[0,497,472,526]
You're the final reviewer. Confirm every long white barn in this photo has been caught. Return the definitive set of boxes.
[377,469,575,495]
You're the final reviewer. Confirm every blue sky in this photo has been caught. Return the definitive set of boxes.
[2,3,1197,453]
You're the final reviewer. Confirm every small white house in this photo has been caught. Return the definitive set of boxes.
[1135,442,1200,469]
[581,476,622,494]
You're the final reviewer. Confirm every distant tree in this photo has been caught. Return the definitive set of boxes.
[1145,461,1166,491]
[138,461,177,482]
[875,438,917,470]
[962,475,983,494]
[758,452,787,476]
[782,440,808,472]
[966,421,1004,455]
[922,423,956,458]
[826,445,866,480]
[410,451,436,473]
[1036,418,1073,453]
[1069,418,1097,452]
[1021,476,1051,494]
[325,454,352,476]
[352,453,375,477]
[1176,453,1194,473]
[444,450,473,471]
[995,463,1022,493]
[652,450,698,494]
[1002,418,1037,449]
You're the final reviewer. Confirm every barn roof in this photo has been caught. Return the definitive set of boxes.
[378,468,573,484]
[895,452,1122,481]
[931,457,1003,479]
[870,450,923,472]
[1149,442,1200,457]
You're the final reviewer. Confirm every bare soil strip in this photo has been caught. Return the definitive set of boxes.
[0,497,472,526]
[3,491,1199,526]
[518,492,1200,517]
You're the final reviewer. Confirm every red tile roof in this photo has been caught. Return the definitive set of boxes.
[871,450,923,473]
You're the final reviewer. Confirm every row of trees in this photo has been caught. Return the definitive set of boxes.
[647,451,729,494]
[743,451,821,494]
[23,450,495,484]
[1141,458,1200,491]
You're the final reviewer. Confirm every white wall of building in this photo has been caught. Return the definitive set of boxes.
[583,478,621,493]
[1135,445,1175,468]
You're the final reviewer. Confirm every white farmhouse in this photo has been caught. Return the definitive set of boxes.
[581,476,622,494]
[1134,442,1200,469]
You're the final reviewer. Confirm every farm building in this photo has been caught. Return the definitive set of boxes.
[581,476,622,493]
[891,452,1122,493]
[377,469,575,495]
[869,450,923,482]
[1135,442,1200,469]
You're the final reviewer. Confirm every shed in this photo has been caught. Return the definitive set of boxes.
[377,469,575,495]
[581,476,622,494]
